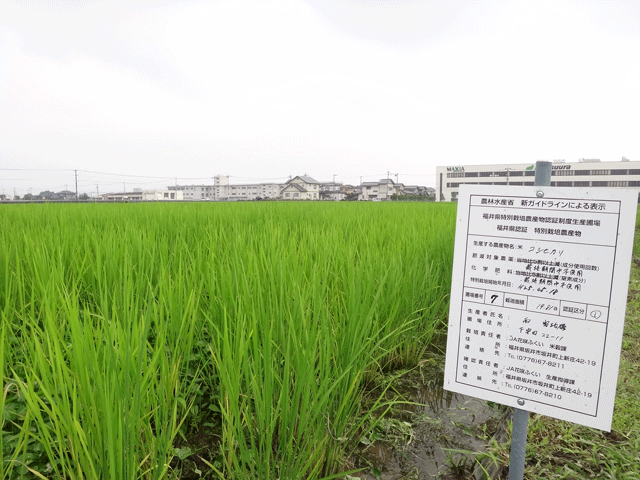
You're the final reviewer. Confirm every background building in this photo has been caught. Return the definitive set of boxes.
[320,182,348,201]
[100,189,183,201]
[142,190,183,201]
[358,179,404,201]
[281,176,320,200]
[436,159,640,201]
[166,174,428,202]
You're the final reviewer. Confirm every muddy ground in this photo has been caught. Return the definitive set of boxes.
[345,357,509,480]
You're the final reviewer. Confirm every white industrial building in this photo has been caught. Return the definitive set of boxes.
[100,189,183,201]
[436,159,640,202]
[142,190,183,201]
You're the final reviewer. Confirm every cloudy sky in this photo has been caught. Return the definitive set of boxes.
[1,0,639,196]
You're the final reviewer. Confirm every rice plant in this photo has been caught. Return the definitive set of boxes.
[0,201,456,479]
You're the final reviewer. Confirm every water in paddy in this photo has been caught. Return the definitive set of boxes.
[347,359,508,480]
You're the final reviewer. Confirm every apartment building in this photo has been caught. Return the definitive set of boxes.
[167,184,215,200]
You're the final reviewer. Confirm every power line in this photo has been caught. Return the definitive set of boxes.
[0,168,73,172]
[228,175,290,181]
[397,173,437,176]
[77,169,175,180]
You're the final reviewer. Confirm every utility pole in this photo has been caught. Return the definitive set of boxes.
[387,171,390,201]
[75,169,78,201]
[96,184,99,199]
[394,173,399,200]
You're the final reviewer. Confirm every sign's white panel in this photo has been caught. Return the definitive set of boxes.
[444,185,637,431]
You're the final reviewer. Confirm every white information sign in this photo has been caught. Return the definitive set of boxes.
[444,185,637,431]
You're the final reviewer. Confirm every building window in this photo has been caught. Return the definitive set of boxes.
[611,169,627,175]
[574,181,589,187]
[524,171,535,176]
[629,181,640,187]
[591,181,608,187]
[464,172,478,177]
[573,170,590,176]
[591,170,609,176]
[610,181,628,187]
[524,182,534,186]
[479,172,492,177]
[556,181,572,187]
[509,171,524,177]
[629,169,640,175]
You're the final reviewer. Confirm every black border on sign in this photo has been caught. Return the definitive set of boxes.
[452,193,622,418]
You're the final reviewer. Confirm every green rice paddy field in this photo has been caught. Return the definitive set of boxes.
[0,202,457,479]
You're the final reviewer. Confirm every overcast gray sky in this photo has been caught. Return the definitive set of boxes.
[2,0,639,196]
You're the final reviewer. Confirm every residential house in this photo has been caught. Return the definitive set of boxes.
[320,182,347,201]
[358,179,404,201]
[281,175,320,200]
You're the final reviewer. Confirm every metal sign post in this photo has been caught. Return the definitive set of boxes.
[444,162,637,479]
[508,161,551,480]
